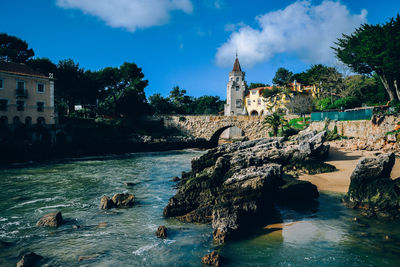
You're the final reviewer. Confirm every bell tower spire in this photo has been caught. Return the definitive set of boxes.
[224,53,247,116]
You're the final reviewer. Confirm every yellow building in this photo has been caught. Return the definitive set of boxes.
[245,81,319,116]
[0,62,56,126]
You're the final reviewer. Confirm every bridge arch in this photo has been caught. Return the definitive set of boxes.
[209,125,246,146]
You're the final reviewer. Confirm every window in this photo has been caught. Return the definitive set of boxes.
[17,100,24,111]
[37,83,45,93]
[235,99,242,108]
[247,99,251,106]
[37,102,44,112]
[257,99,261,105]
[0,99,8,111]
[17,81,25,90]
[236,86,240,91]
[236,77,239,82]
[0,78,3,89]
[251,91,256,95]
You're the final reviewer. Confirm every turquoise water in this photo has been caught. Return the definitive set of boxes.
[1,150,400,266]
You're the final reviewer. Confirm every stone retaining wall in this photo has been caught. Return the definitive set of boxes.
[307,115,399,147]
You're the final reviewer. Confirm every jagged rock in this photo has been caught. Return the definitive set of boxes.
[100,196,115,210]
[201,251,220,266]
[343,153,400,219]
[155,226,168,238]
[111,193,134,208]
[164,132,328,243]
[36,211,63,227]
[172,176,180,182]
[100,193,135,209]
[16,252,43,267]
[124,182,136,187]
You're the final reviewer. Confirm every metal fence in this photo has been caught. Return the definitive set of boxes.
[311,108,373,121]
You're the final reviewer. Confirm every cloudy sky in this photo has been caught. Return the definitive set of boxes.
[1,0,399,98]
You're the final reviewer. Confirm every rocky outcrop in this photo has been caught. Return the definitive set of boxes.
[343,153,400,219]
[155,226,168,238]
[100,196,115,210]
[36,211,63,227]
[164,131,332,243]
[16,252,43,267]
[112,193,134,208]
[201,251,221,266]
[100,193,134,209]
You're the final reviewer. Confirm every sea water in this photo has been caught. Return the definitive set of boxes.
[0,150,399,266]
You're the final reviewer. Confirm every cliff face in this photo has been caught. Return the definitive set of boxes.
[164,131,334,243]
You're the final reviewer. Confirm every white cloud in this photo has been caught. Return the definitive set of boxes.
[56,0,193,32]
[216,0,367,67]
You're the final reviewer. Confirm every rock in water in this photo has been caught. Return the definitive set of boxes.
[36,211,63,227]
[111,193,134,208]
[155,226,168,238]
[100,196,115,210]
[16,252,43,267]
[202,251,220,266]
[164,133,327,243]
[343,153,400,219]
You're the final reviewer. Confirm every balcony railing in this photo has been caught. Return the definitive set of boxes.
[16,89,28,98]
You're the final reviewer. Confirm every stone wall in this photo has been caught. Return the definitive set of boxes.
[157,115,268,142]
[307,115,400,146]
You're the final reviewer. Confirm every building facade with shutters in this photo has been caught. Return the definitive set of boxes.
[0,62,55,126]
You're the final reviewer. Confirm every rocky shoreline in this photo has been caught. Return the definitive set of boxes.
[163,131,336,243]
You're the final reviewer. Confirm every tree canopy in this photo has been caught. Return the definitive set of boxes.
[0,33,34,63]
[334,15,400,101]
[272,68,293,87]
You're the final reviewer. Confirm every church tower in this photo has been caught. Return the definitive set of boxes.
[224,55,247,116]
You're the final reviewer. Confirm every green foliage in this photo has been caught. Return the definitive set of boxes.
[262,86,281,98]
[315,96,359,111]
[288,117,310,130]
[326,125,340,141]
[148,89,224,115]
[263,112,286,137]
[0,33,34,63]
[273,67,293,87]
[334,15,400,101]
[248,83,268,89]
[26,57,57,76]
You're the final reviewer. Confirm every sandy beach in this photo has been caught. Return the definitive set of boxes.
[299,145,400,193]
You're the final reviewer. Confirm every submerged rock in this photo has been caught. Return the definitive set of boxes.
[36,211,63,227]
[16,252,43,267]
[201,251,220,266]
[164,132,329,243]
[343,153,400,219]
[155,226,168,238]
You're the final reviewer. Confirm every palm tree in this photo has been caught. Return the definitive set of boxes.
[262,112,286,137]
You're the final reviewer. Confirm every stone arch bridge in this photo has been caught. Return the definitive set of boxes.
[156,115,268,145]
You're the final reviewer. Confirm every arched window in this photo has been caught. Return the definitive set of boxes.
[37,117,46,125]
[25,116,32,126]
[13,116,20,125]
[0,116,8,126]
[236,77,239,82]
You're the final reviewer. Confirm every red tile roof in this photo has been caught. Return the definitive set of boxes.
[0,61,47,78]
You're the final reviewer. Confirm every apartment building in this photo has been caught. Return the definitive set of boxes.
[0,62,55,126]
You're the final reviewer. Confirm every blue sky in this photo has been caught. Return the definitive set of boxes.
[1,0,399,99]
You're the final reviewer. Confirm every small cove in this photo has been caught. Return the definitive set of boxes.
[1,150,400,266]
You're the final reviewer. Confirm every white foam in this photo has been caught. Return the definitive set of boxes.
[132,243,158,255]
